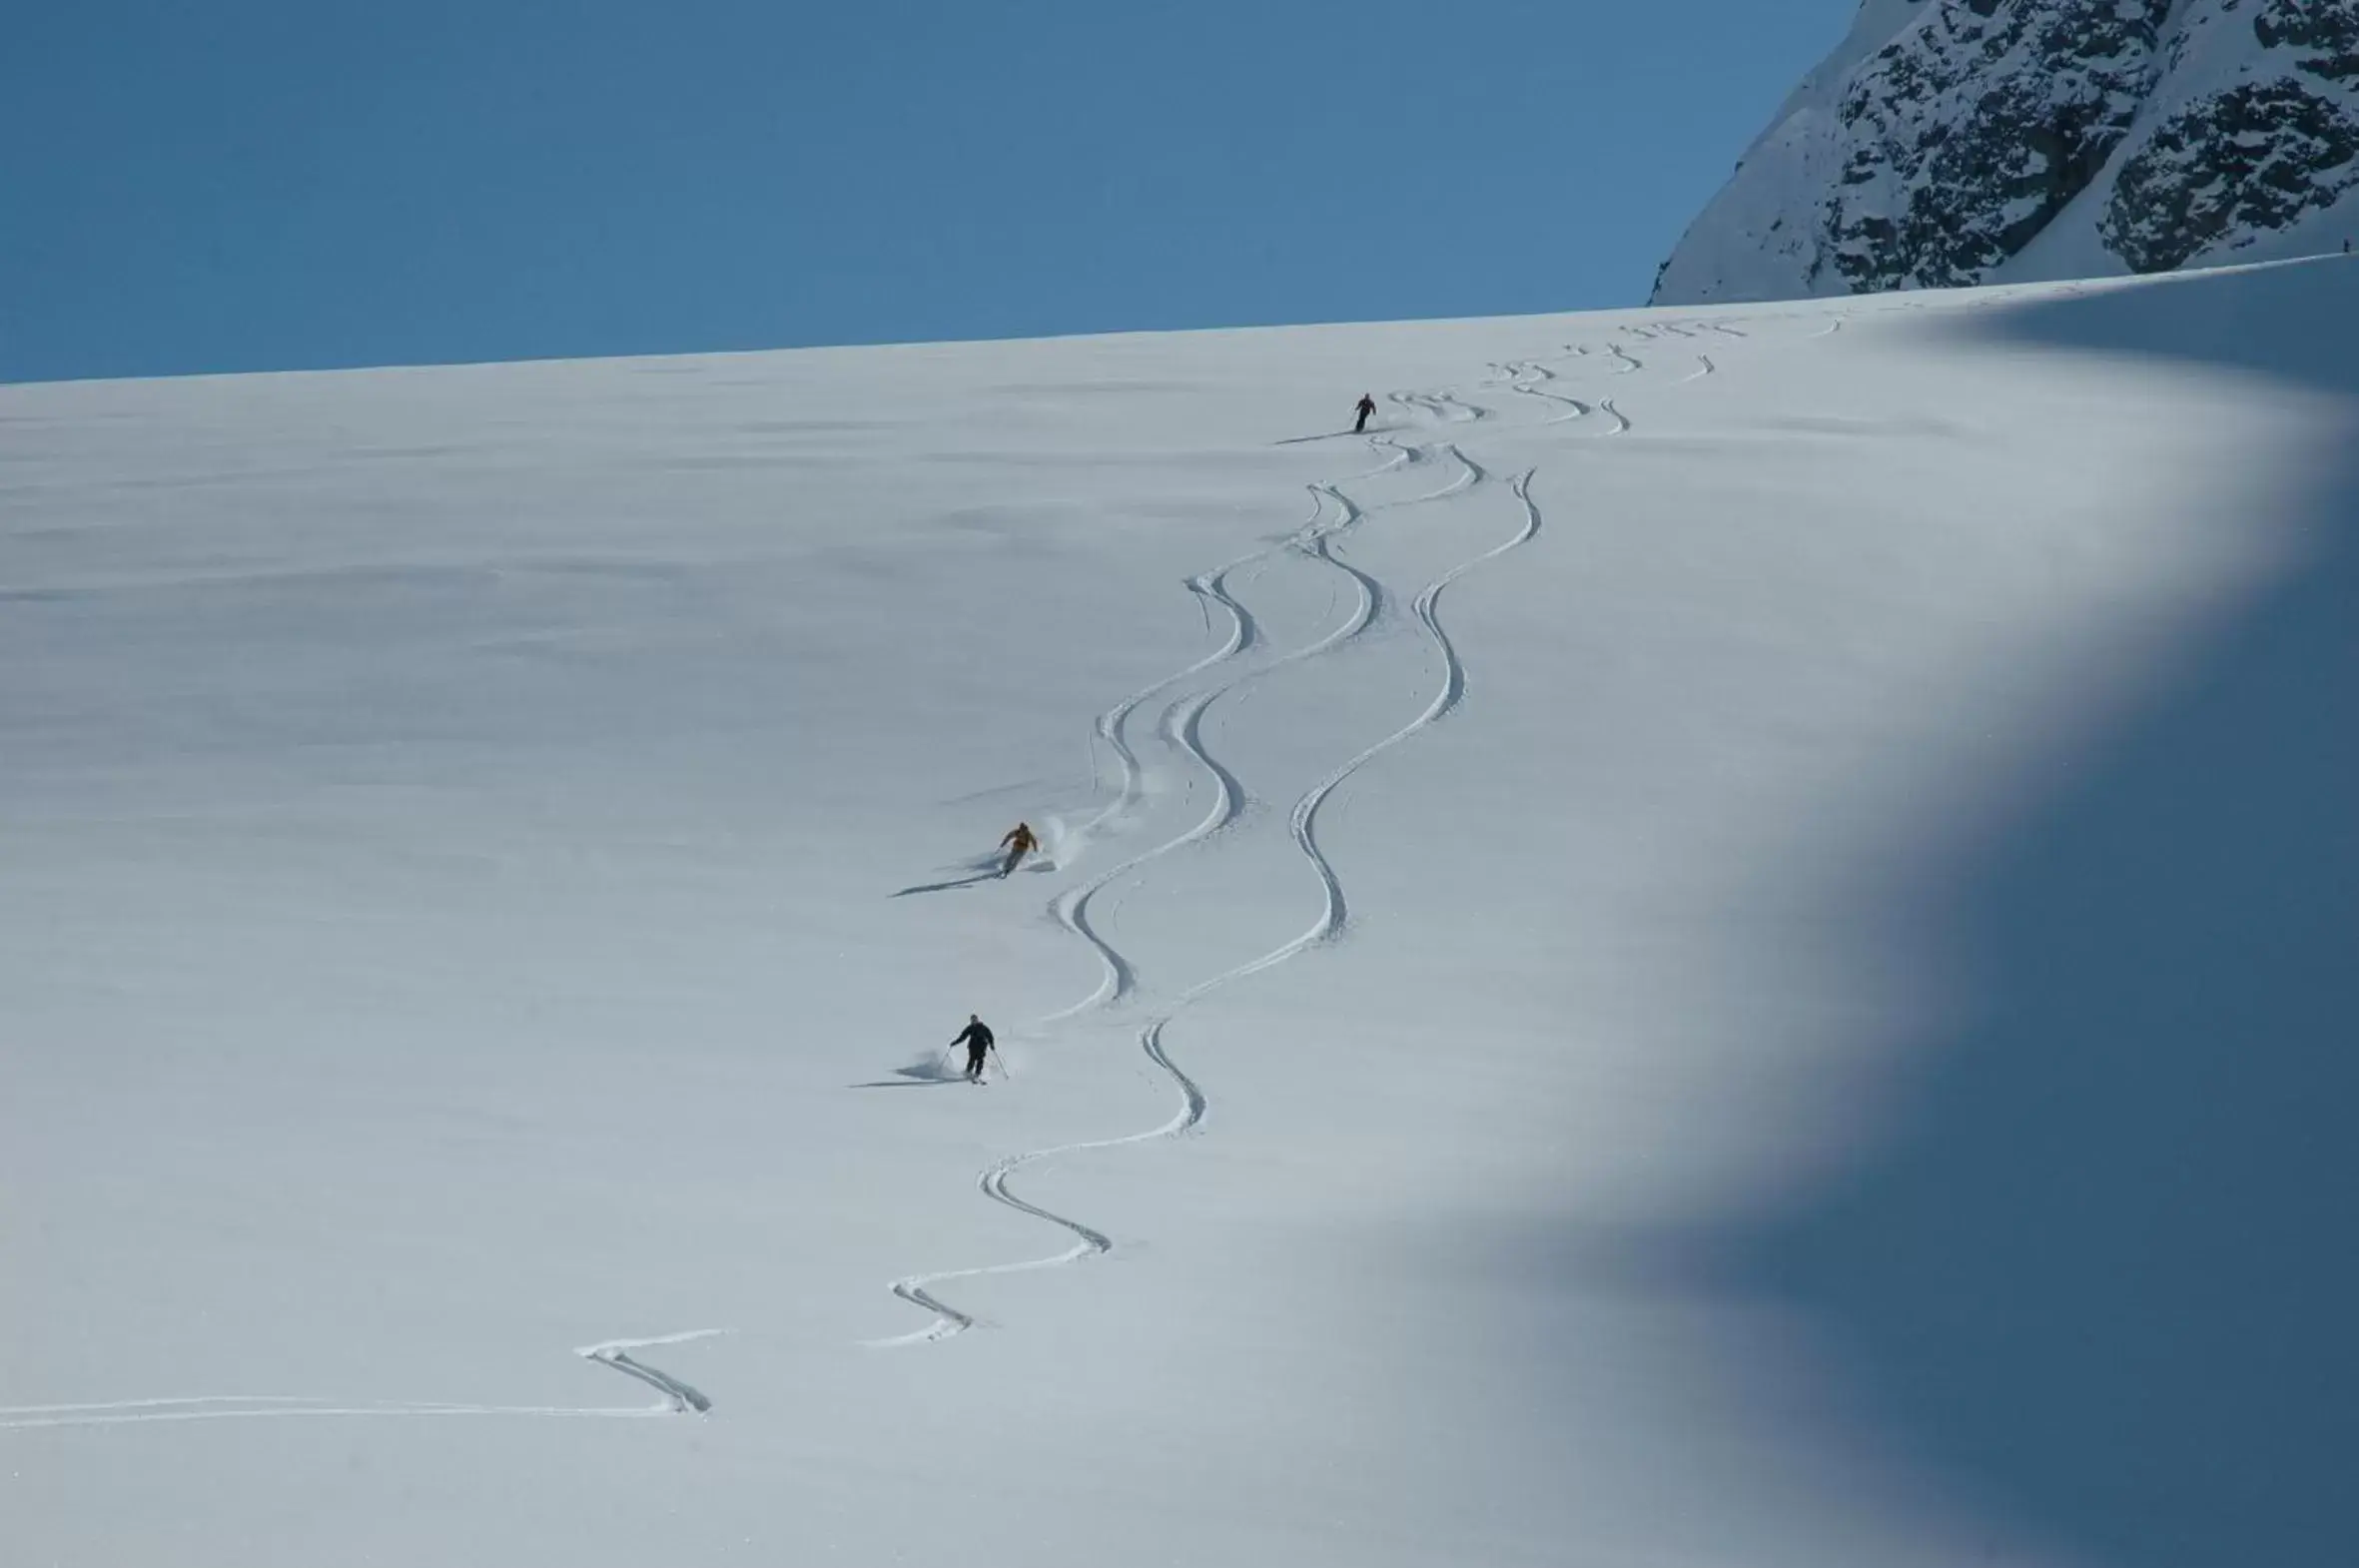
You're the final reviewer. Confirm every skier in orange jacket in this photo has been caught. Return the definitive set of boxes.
[999,822,1040,878]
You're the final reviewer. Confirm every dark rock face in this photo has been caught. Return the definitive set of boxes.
[2103,81,2359,273]
[2255,0,2359,84]
[1653,0,2359,305]
[1827,0,2173,291]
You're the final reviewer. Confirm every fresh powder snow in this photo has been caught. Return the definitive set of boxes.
[5,258,2355,1566]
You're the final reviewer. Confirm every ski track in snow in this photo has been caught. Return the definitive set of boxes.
[15,310,1813,1415]
[1,1330,729,1430]
[1497,362,1592,424]
[1034,457,1400,1024]
[576,1329,722,1414]
[873,444,1439,1342]
[1066,428,1419,854]
[876,388,1547,1346]
[1255,461,1542,961]
[1026,427,1484,1028]
[872,447,1477,1343]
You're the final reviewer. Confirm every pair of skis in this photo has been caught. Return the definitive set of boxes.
[942,1046,1010,1085]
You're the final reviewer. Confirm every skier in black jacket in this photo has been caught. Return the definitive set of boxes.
[1354,392,1377,433]
[950,1015,997,1083]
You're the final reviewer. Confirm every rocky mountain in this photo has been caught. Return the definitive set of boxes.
[1653,0,2359,304]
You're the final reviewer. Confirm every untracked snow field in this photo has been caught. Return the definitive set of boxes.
[5,261,2355,1566]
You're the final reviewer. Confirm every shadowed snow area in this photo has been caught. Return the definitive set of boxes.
[1691,261,2359,1568]
[4,260,2353,1565]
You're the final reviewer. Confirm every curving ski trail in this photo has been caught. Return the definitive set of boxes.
[1035,436,1487,1021]
[0,1402,681,1431]
[576,1329,721,1413]
[867,1006,1216,1349]
[879,433,1515,1347]
[4,1330,728,1429]
[1389,390,1487,424]
[1498,362,1591,424]
[1036,477,1395,1024]
[901,442,1452,1329]
[872,697,1237,1344]
[1247,465,1543,969]
[1070,442,1413,854]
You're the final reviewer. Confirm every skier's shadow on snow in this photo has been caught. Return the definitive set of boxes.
[848,1069,965,1090]
[851,1056,972,1090]
[889,870,1000,898]
[1714,262,2359,1568]
[891,857,1056,898]
[1273,426,1391,444]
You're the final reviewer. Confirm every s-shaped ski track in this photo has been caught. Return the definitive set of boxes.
[2,1329,729,1429]
[1244,464,1543,971]
[874,443,1462,1344]
[876,407,1545,1347]
[1037,433,1479,1024]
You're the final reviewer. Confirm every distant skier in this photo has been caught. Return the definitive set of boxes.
[999,821,1040,878]
[1353,392,1377,433]
[949,1015,998,1083]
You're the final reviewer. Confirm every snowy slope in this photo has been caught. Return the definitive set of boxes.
[5,260,2356,1567]
[1655,0,2359,305]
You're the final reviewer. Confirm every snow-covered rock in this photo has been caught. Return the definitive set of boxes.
[1655,0,2359,304]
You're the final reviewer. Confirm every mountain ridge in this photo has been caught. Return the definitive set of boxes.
[1654,0,2359,305]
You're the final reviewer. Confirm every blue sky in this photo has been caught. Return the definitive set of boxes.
[4,1,1853,383]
